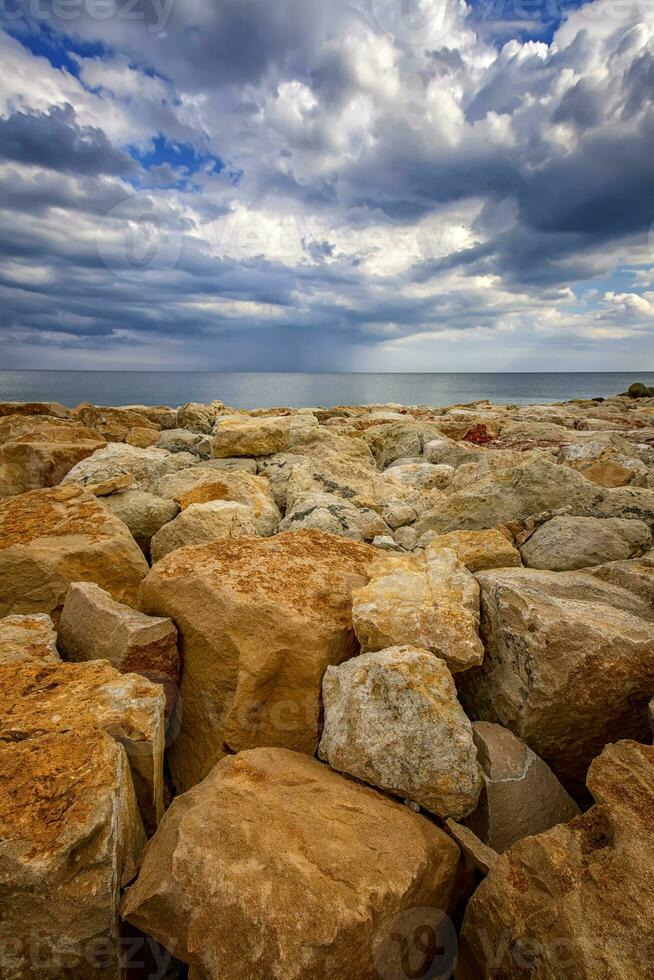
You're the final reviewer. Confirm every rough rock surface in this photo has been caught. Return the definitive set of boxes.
[519,515,651,570]
[286,454,408,514]
[101,489,180,547]
[457,740,654,980]
[0,486,149,618]
[212,414,304,457]
[122,747,462,980]
[0,613,59,665]
[62,443,197,494]
[0,415,106,497]
[0,729,144,980]
[71,403,160,443]
[155,466,281,534]
[319,645,483,818]
[383,461,454,490]
[0,660,165,834]
[58,582,180,714]
[279,491,390,541]
[421,528,522,570]
[352,546,484,672]
[459,566,654,796]
[150,500,257,561]
[140,530,375,792]
[464,722,580,852]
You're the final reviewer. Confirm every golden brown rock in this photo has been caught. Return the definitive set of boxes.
[155,466,281,533]
[0,415,106,497]
[122,747,462,980]
[140,530,374,791]
[0,659,165,834]
[456,740,654,979]
[71,403,160,442]
[0,486,149,618]
[0,613,59,665]
[423,528,522,571]
[0,728,144,979]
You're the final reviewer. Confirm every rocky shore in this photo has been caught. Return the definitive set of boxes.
[1,387,653,979]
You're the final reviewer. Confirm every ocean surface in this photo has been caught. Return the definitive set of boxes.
[0,372,652,410]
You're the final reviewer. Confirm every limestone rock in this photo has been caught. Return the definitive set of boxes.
[0,729,144,980]
[62,443,197,494]
[424,436,483,468]
[0,613,59,665]
[279,491,390,541]
[459,566,654,796]
[122,747,462,980]
[0,400,69,419]
[457,740,654,980]
[156,427,212,457]
[422,529,521,571]
[319,645,483,819]
[364,420,444,468]
[212,414,300,456]
[0,415,107,498]
[177,400,226,433]
[101,489,180,547]
[0,486,149,618]
[383,462,454,490]
[286,454,407,514]
[0,659,165,834]
[125,425,161,448]
[464,722,580,853]
[257,452,307,508]
[150,500,257,562]
[58,582,180,716]
[155,466,280,534]
[71,403,160,443]
[121,404,178,430]
[140,530,374,792]
[352,547,484,673]
[520,515,651,570]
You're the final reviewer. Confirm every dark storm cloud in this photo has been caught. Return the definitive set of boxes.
[0,103,137,176]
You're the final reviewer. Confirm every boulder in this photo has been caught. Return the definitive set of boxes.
[71,403,160,442]
[364,420,444,468]
[125,425,161,449]
[464,722,580,853]
[0,400,69,419]
[424,436,483,468]
[62,443,197,494]
[101,489,180,548]
[212,414,304,457]
[459,566,654,797]
[0,415,106,497]
[140,530,374,792]
[122,747,462,980]
[257,452,308,508]
[383,462,454,490]
[444,819,498,876]
[520,515,651,570]
[155,466,280,534]
[352,547,484,673]
[0,486,149,619]
[0,613,59,666]
[150,500,257,562]
[0,729,144,980]
[0,659,165,835]
[457,740,654,980]
[121,404,178,430]
[156,427,211,457]
[279,491,390,541]
[177,400,226,433]
[286,455,407,514]
[319,645,483,819]
[420,529,521,571]
[58,582,180,717]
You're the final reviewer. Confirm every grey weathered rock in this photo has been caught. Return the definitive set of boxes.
[319,645,483,819]
[520,515,651,570]
[177,400,226,433]
[102,489,179,547]
[464,722,580,852]
[156,427,211,457]
[459,566,654,796]
[62,443,197,494]
[150,500,257,561]
[383,462,454,491]
[279,491,390,541]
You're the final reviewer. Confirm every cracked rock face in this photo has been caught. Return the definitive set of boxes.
[122,747,462,980]
[319,645,483,819]
[352,546,484,673]
[140,530,375,792]
[459,566,654,797]
[154,466,281,535]
[279,491,390,541]
[0,415,106,498]
[0,728,144,980]
[457,740,654,980]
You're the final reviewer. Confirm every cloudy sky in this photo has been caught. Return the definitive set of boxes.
[0,0,653,371]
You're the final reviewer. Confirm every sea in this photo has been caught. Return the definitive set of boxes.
[0,371,652,410]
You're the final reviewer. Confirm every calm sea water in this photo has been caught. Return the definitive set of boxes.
[0,372,652,410]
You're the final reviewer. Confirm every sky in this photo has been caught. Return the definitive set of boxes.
[0,0,653,372]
